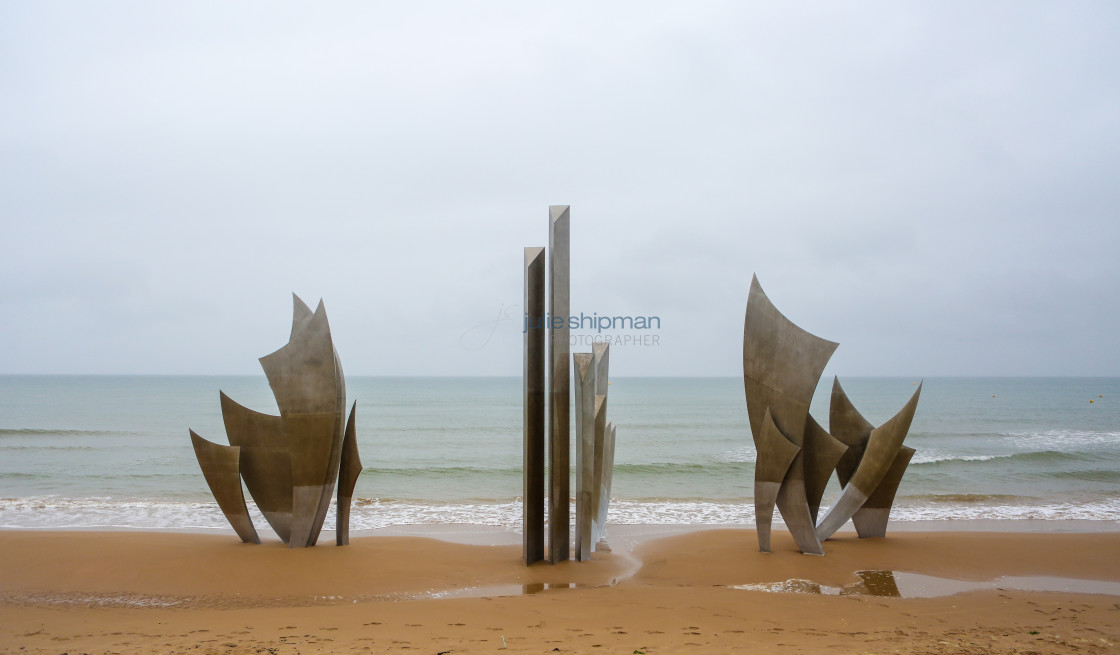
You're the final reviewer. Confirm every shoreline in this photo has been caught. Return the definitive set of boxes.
[3,517,1118,547]
[2,528,1119,653]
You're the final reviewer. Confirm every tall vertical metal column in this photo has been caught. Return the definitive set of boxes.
[590,342,610,547]
[523,247,546,565]
[573,352,595,561]
[547,205,571,563]
[597,421,616,546]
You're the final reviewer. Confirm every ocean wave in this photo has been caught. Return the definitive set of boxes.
[911,450,1096,468]
[614,461,750,475]
[0,428,137,437]
[0,445,96,451]
[0,471,199,481]
[909,452,996,465]
[0,496,233,531]
[362,466,522,477]
[1038,469,1120,483]
[907,493,1025,504]
[357,461,756,477]
[717,446,756,463]
[1007,429,1120,451]
[887,500,1120,522]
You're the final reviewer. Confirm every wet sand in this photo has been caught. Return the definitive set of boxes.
[2,528,1119,653]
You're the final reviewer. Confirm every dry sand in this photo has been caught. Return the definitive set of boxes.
[2,528,1119,653]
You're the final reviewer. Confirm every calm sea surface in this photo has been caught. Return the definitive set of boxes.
[1,376,1118,532]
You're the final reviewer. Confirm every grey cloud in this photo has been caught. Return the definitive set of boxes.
[1,2,1117,376]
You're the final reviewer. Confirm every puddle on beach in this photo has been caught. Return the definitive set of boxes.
[726,570,1120,599]
[2,583,603,610]
[418,582,593,600]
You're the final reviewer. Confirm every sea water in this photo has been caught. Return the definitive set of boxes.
[0,375,1117,533]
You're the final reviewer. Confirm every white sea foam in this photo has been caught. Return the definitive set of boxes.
[824,499,1120,522]
[0,497,245,531]
[3,495,1118,531]
[723,444,1000,466]
[910,451,997,465]
[717,446,757,463]
[1007,429,1120,451]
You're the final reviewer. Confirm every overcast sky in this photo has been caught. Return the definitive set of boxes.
[1,2,1117,377]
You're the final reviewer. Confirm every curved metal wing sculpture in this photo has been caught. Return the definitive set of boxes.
[189,430,260,544]
[219,391,292,542]
[815,381,922,541]
[336,401,361,546]
[743,275,921,554]
[743,275,840,555]
[190,294,362,547]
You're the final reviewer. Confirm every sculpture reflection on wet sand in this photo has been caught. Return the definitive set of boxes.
[190,294,362,547]
[743,275,921,555]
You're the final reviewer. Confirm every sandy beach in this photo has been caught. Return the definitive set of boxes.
[1,528,1118,653]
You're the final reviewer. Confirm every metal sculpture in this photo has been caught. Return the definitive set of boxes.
[189,431,260,544]
[523,247,547,565]
[816,379,921,541]
[743,275,920,554]
[548,205,571,563]
[573,353,596,561]
[743,275,841,555]
[595,421,616,549]
[190,294,361,547]
[590,342,610,548]
[523,206,617,564]
[336,402,362,546]
[573,345,612,561]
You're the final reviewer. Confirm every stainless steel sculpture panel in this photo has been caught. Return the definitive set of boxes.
[816,382,922,542]
[219,392,292,542]
[523,246,546,565]
[744,275,920,554]
[751,408,800,553]
[190,294,361,547]
[548,205,571,563]
[743,275,837,554]
[802,415,847,526]
[590,342,610,548]
[852,445,915,538]
[573,352,596,561]
[336,402,361,546]
[189,430,260,544]
[523,206,617,564]
[596,421,616,548]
